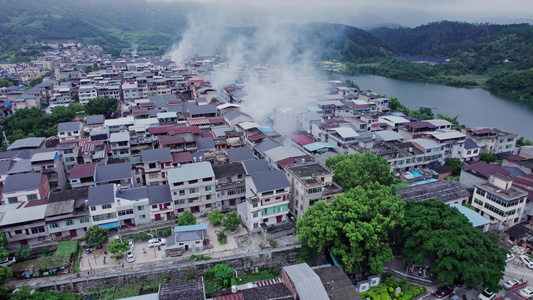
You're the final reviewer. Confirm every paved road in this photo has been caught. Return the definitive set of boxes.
[419,258,533,300]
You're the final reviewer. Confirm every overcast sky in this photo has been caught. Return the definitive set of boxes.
[153,0,533,27]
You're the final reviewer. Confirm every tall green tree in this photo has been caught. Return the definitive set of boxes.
[83,226,109,248]
[401,200,506,291]
[297,183,405,273]
[85,97,118,118]
[208,264,235,289]
[445,158,465,176]
[208,209,224,226]
[107,239,130,259]
[222,211,241,232]
[326,152,394,190]
[177,211,196,226]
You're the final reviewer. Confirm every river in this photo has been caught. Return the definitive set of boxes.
[340,74,533,140]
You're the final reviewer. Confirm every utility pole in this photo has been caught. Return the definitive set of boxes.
[2,131,9,148]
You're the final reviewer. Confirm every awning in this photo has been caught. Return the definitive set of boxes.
[98,221,120,230]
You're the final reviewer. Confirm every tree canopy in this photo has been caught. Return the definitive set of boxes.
[83,225,109,248]
[401,200,506,291]
[297,183,405,273]
[445,158,465,176]
[326,152,394,190]
[85,97,118,118]
[177,211,196,226]
[208,209,224,226]
[222,211,242,232]
[107,239,130,259]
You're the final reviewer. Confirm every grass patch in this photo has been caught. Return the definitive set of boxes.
[204,281,221,294]
[188,254,212,261]
[142,278,166,292]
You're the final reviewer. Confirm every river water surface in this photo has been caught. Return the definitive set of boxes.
[340,74,533,140]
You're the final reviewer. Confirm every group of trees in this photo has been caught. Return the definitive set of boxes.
[297,152,506,290]
[0,97,118,146]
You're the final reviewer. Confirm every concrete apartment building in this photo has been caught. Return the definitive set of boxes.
[285,162,342,219]
[237,170,291,232]
[472,173,528,231]
[168,162,216,215]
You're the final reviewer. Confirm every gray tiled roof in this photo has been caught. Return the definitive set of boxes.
[95,162,132,183]
[58,121,82,133]
[396,180,470,203]
[196,137,215,151]
[213,162,246,178]
[141,148,172,163]
[147,185,172,205]
[250,170,290,193]
[242,159,270,174]
[3,173,43,194]
[88,184,115,206]
[0,160,11,175]
[253,139,282,157]
[226,147,255,162]
[116,187,148,201]
[6,159,32,175]
[7,137,45,151]
[86,115,105,125]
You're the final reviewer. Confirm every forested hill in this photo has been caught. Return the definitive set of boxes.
[370,21,533,70]
[0,0,389,63]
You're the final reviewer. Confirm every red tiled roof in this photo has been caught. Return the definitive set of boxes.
[24,198,48,207]
[68,162,97,180]
[139,102,154,107]
[291,134,314,146]
[199,131,215,138]
[214,293,244,300]
[171,152,193,163]
[277,157,296,168]
[188,117,210,126]
[507,155,526,161]
[207,116,224,124]
[345,116,366,123]
[463,162,511,179]
[132,108,149,115]
[167,99,182,105]
[248,133,263,141]
[148,125,201,135]
[408,121,436,129]
[159,136,185,145]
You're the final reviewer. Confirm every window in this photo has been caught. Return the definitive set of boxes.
[152,205,158,209]
[102,204,112,209]
[66,220,75,226]
[253,212,258,218]
[63,149,73,154]
[180,190,185,196]
[253,223,258,229]
[138,206,144,211]
[8,197,18,204]
[27,194,38,201]
[205,186,211,191]
[118,209,134,216]
[189,188,199,194]
[206,203,212,208]
[31,227,45,234]
[91,206,96,211]
[202,177,212,182]
[174,199,186,205]
[80,218,89,224]
[206,195,211,200]
[148,163,156,169]
[50,223,60,229]
[14,230,22,235]
[196,241,200,244]
[253,203,258,208]
[139,215,146,220]
[173,182,184,186]
[92,213,117,222]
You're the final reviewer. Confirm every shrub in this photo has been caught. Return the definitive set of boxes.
[267,238,278,248]
[208,209,224,226]
[208,264,234,289]
[15,246,32,261]
[178,211,196,226]
[217,231,227,245]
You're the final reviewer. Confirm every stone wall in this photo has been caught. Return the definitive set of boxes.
[37,244,301,293]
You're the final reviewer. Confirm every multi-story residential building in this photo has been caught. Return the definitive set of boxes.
[461,139,481,162]
[1,173,50,205]
[94,162,133,188]
[110,131,131,162]
[462,127,518,154]
[56,142,78,173]
[472,173,528,231]
[0,199,49,249]
[168,162,216,215]
[237,170,291,232]
[88,184,119,230]
[122,82,140,102]
[115,185,173,226]
[421,129,466,161]
[78,85,98,104]
[285,162,343,219]
[45,188,91,240]
[68,163,97,189]
[132,148,173,187]
[213,162,246,212]
[30,150,67,190]
[58,121,83,142]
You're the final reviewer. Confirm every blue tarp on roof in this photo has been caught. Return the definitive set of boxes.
[303,142,337,152]
[259,127,275,133]
[451,204,490,228]
[98,221,120,230]
[174,223,208,233]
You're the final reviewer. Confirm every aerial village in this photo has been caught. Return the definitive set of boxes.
[0,43,533,299]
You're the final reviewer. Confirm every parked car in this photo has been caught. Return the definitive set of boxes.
[520,287,533,299]
[148,238,166,248]
[506,253,515,263]
[128,239,134,250]
[503,278,522,290]
[478,289,496,300]
[0,257,16,267]
[520,255,533,268]
[435,285,454,298]
[126,250,135,263]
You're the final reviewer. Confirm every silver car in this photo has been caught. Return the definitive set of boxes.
[126,250,135,263]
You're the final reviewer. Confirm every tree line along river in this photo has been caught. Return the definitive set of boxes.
[340,74,533,140]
